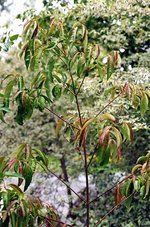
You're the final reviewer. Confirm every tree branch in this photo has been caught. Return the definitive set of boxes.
[40,214,72,227]
[95,193,134,226]
[46,167,86,203]
[46,107,79,130]
[95,92,121,117]
[89,174,132,205]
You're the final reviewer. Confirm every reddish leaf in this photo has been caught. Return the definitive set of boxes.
[18,161,24,186]
[79,128,87,148]
[114,185,123,206]
[4,159,16,171]
[117,147,122,161]
[31,22,38,39]
[99,126,111,145]
[122,82,128,93]
[132,175,136,183]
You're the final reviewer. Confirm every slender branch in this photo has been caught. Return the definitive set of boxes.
[83,146,90,227]
[95,193,134,226]
[76,74,86,95]
[46,167,86,203]
[69,70,83,126]
[40,214,72,227]
[89,174,132,205]
[95,92,121,117]
[87,143,99,169]
[46,107,79,130]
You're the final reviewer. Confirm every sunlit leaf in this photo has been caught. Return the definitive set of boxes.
[140,93,149,116]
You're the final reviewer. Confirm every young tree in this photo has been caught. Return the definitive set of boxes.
[0,2,150,226]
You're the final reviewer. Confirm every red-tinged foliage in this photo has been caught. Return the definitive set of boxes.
[114,185,123,206]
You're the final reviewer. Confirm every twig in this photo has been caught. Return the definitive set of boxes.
[76,74,86,95]
[46,107,79,130]
[95,92,121,118]
[89,174,132,205]
[69,72,83,127]
[87,143,99,169]
[83,146,90,227]
[47,167,86,203]
[95,193,134,226]
[40,214,72,227]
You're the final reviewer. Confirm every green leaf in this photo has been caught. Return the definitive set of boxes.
[4,79,16,101]
[132,94,140,109]
[125,179,134,197]
[29,39,34,55]
[4,171,24,179]
[9,184,23,195]
[112,127,122,148]
[30,56,38,71]
[107,56,114,80]
[37,96,46,111]
[77,60,85,77]
[10,212,17,227]
[65,127,72,141]
[52,85,62,99]
[18,76,24,91]
[125,196,133,211]
[140,93,149,116]
[134,180,140,192]
[24,47,31,69]
[24,165,33,191]
[97,146,105,164]
[121,122,133,141]
[101,146,110,165]
[47,59,55,82]
[140,185,146,199]
[0,110,5,123]
[15,93,33,125]
[33,148,48,167]
[10,34,19,41]
[45,78,51,99]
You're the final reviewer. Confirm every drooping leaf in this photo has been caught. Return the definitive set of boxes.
[99,126,111,145]
[9,184,23,196]
[126,179,134,197]
[112,127,122,148]
[132,94,140,109]
[52,85,62,99]
[33,148,48,167]
[125,196,133,211]
[4,79,16,108]
[24,164,33,191]
[101,146,111,165]
[99,113,116,122]
[140,185,146,199]
[0,110,5,123]
[114,185,123,206]
[140,93,149,116]
[4,171,24,179]
[24,47,31,69]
